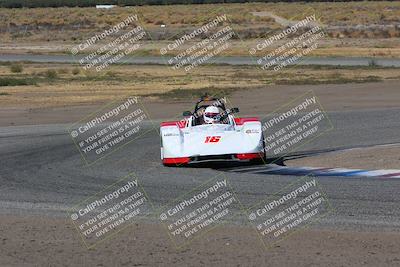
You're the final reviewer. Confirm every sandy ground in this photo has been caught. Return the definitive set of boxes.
[1,215,399,267]
[287,145,400,170]
[229,81,400,115]
[1,80,400,127]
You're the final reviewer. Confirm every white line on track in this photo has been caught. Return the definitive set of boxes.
[226,164,400,178]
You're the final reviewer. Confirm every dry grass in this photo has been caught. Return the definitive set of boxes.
[0,62,397,108]
[1,2,399,29]
[1,2,400,42]
[1,2,399,58]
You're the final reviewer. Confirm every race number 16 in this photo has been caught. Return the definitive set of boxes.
[205,136,221,143]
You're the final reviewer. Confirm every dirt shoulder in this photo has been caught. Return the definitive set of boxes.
[228,80,400,115]
[1,80,400,127]
[1,63,397,110]
[287,145,400,170]
[1,215,399,267]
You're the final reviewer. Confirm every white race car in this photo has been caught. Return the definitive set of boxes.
[160,95,265,166]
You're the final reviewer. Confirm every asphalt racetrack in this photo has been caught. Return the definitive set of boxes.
[2,108,400,231]
[1,54,400,67]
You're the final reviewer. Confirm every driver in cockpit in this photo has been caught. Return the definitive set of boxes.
[203,106,222,124]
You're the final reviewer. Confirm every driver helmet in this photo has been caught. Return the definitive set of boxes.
[203,106,221,124]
